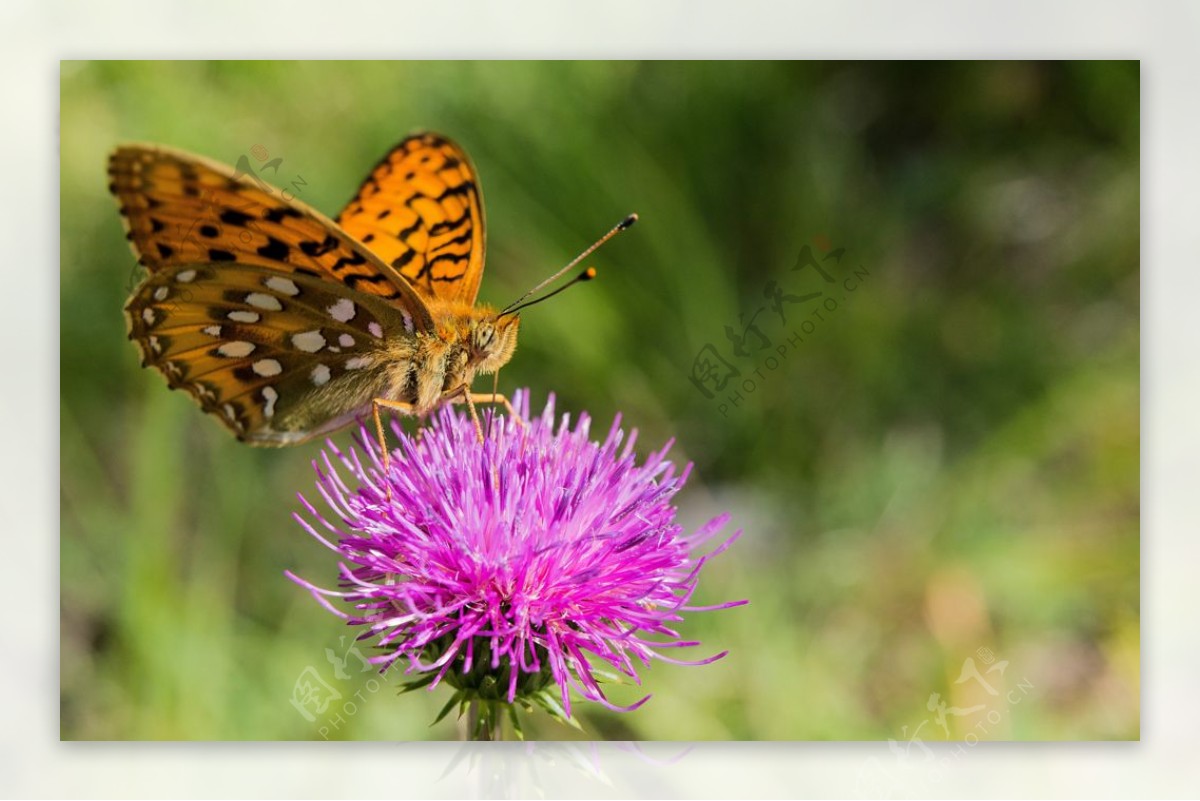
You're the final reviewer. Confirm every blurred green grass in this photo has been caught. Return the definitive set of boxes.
[60,60,1138,740]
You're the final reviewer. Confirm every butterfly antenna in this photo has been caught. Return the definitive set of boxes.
[501,213,637,315]
[502,267,598,315]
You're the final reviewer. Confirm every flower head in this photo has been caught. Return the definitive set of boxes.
[288,390,743,730]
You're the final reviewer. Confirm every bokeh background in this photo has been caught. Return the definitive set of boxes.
[60,61,1138,740]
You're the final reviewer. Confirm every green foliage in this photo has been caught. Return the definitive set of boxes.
[60,60,1138,740]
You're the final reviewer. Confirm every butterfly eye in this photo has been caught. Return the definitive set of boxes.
[475,324,495,351]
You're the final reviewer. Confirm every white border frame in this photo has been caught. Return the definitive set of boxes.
[11,0,1196,796]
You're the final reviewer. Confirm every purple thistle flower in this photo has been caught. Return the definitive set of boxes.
[287,389,745,734]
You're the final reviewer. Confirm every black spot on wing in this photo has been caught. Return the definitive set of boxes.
[438,229,474,248]
[256,237,290,260]
[345,273,390,290]
[427,253,467,273]
[428,213,470,235]
[263,207,303,224]
[299,235,339,257]
[435,181,475,202]
[220,209,254,226]
[397,217,422,241]
[330,252,367,273]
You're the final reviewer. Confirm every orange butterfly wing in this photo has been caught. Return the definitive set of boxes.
[108,143,435,327]
[335,132,487,306]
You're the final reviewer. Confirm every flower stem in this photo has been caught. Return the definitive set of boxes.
[466,699,503,741]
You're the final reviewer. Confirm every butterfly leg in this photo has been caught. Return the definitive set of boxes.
[372,398,417,499]
[443,389,525,439]
[453,386,485,443]
[470,393,526,433]
[468,392,521,423]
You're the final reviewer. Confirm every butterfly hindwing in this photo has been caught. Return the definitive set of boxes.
[126,262,421,445]
[336,132,487,306]
[108,143,435,331]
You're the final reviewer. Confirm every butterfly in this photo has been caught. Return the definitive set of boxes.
[109,132,635,449]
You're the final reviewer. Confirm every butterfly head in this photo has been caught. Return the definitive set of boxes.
[470,313,520,375]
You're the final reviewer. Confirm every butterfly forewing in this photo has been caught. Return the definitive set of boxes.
[108,143,435,327]
[126,262,419,445]
[336,133,487,306]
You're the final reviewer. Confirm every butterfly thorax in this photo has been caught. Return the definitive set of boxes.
[395,301,520,414]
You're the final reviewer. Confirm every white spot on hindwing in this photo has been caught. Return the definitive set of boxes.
[153,286,169,301]
[292,330,326,353]
[246,292,283,311]
[203,325,222,337]
[401,312,413,333]
[345,356,370,370]
[218,341,255,358]
[310,364,331,386]
[252,359,283,377]
[264,276,300,296]
[327,298,356,322]
[148,335,162,354]
[176,269,197,283]
[261,386,278,418]
[228,310,260,323]
[338,333,354,347]
[142,308,156,325]
[368,321,383,339]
